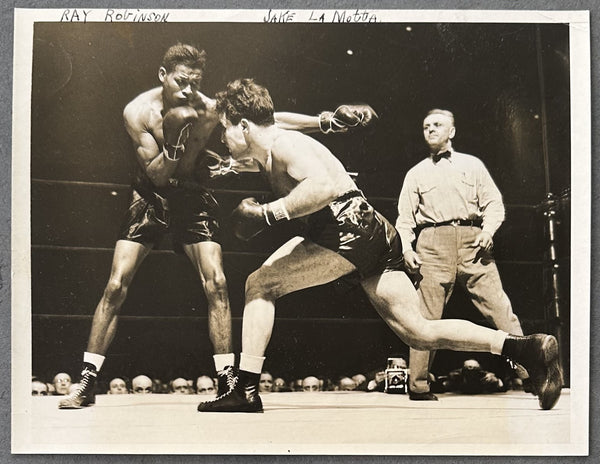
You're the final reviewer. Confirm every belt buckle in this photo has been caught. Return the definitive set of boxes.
[450,219,460,226]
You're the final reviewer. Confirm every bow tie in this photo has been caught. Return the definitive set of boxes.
[432,151,451,162]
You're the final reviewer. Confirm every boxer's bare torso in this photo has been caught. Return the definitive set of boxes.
[124,85,219,184]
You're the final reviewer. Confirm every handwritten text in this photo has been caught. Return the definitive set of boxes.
[308,10,378,23]
[104,9,169,22]
[263,9,296,23]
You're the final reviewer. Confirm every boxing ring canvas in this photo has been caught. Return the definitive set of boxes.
[11,8,590,455]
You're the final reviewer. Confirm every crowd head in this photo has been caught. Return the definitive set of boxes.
[132,375,153,394]
[259,372,274,393]
[108,377,129,394]
[31,380,49,396]
[302,376,320,392]
[196,376,216,395]
[170,377,189,394]
[52,372,72,395]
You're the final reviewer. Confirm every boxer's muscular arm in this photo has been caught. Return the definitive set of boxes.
[231,135,346,241]
[274,112,321,133]
[230,138,338,242]
[272,137,340,218]
[123,103,177,188]
[274,104,378,134]
[279,174,338,218]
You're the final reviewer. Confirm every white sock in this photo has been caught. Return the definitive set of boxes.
[213,353,235,373]
[83,352,105,371]
[490,330,509,355]
[239,353,265,374]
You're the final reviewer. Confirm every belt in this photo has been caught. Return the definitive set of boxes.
[417,219,482,230]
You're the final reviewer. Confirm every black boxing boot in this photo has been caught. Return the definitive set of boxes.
[198,369,263,413]
[501,334,563,410]
[58,363,97,409]
[216,365,237,397]
[500,356,530,392]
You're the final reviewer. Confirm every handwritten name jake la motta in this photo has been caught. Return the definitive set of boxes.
[59,9,378,23]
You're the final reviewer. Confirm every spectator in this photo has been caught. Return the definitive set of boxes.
[356,358,409,392]
[272,377,290,392]
[32,380,49,396]
[132,375,153,394]
[443,359,505,394]
[259,372,274,393]
[52,373,72,395]
[356,370,387,392]
[320,377,336,392]
[387,357,408,369]
[196,376,216,395]
[152,378,167,394]
[108,377,129,394]
[352,374,367,389]
[170,377,190,394]
[290,379,303,392]
[302,376,320,392]
[338,377,357,391]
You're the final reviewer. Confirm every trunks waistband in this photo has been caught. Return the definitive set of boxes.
[331,190,365,204]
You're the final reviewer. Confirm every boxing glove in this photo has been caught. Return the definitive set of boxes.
[231,198,267,241]
[162,106,199,160]
[319,104,378,134]
[231,197,290,241]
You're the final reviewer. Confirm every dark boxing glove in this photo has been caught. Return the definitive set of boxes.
[162,106,199,161]
[319,104,378,134]
[231,197,290,241]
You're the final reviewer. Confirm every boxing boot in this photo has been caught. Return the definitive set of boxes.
[216,365,237,397]
[501,356,531,392]
[58,362,97,409]
[501,334,563,410]
[198,369,263,413]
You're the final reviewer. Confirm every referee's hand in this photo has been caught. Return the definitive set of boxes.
[403,250,422,274]
[473,231,494,251]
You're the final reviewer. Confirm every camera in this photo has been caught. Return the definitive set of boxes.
[384,357,408,394]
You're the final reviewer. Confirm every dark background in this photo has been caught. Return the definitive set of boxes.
[30,22,571,386]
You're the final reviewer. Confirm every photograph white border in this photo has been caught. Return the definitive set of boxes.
[11,8,590,455]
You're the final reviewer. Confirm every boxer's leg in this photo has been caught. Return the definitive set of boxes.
[87,240,152,354]
[360,270,562,409]
[59,240,151,409]
[360,270,505,352]
[242,236,356,357]
[198,236,356,412]
[183,241,234,395]
[183,242,232,354]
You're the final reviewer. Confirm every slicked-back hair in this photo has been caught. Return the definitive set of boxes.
[425,108,455,126]
[161,43,207,73]
[216,78,275,126]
